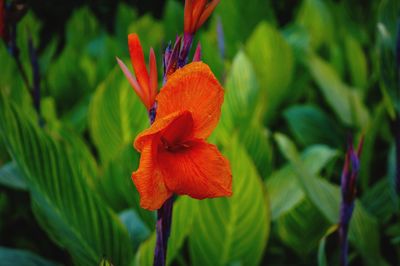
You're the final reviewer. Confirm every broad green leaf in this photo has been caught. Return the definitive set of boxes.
[274,133,386,266]
[215,0,275,58]
[115,3,138,45]
[0,97,134,266]
[284,105,344,147]
[189,140,270,266]
[246,22,294,122]
[216,51,273,178]
[377,0,400,116]
[223,51,260,125]
[89,67,148,164]
[344,35,368,89]
[361,178,398,222]
[135,196,198,266]
[306,55,369,127]
[0,161,27,190]
[296,0,334,49]
[267,145,337,220]
[276,199,330,255]
[0,247,59,266]
[66,7,101,50]
[163,0,184,41]
[47,47,91,111]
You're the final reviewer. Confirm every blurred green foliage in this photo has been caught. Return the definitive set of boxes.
[0,0,399,265]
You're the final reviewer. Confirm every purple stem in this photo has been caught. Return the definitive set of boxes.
[153,197,174,266]
[339,137,362,266]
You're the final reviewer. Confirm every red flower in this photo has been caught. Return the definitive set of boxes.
[184,0,220,34]
[132,62,232,210]
[117,33,158,110]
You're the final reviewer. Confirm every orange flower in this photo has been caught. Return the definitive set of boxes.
[184,0,220,34]
[117,33,158,110]
[132,62,232,210]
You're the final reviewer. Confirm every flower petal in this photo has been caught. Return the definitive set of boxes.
[132,138,172,210]
[156,62,224,139]
[149,47,158,104]
[158,139,232,199]
[197,0,221,30]
[116,57,147,105]
[134,110,193,152]
[184,0,193,33]
[128,33,151,108]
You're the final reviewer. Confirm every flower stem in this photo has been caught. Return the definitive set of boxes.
[339,201,354,266]
[153,196,174,266]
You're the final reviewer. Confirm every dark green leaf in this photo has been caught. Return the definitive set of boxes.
[284,105,344,147]
[0,97,134,266]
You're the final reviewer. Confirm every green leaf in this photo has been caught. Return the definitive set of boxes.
[246,22,294,122]
[66,7,101,50]
[0,247,59,266]
[296,0,334,49]
[284,105,344,147]
[306,55,369,127]
[115,3,138,45]
[224,51,260,125]
[89,67,148,164]
[344,35,368,89]
[189,140,270,266]
[216,51,273,177]
[0,97,134,265]
[377,0,400,116]
[274,133,386,266]
[163,0,184,41]
[361,178,398,222]
[215,0,275,58]
[276,199,330,255]
[267,145,337,220]
[0,161,27,190]
[135,196,198,265]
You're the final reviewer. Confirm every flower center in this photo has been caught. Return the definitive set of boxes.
[160,136,192,152]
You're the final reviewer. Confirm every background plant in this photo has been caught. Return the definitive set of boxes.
[0,0,399,265]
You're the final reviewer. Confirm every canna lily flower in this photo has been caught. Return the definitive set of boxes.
[132,61,232,210]
[117,33,158,111]
[184,0,221,35]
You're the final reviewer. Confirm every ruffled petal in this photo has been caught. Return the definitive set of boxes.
[134,110,194,152]
[156,62,224,139]
[132,138,172,210]
[157,139,232,199]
